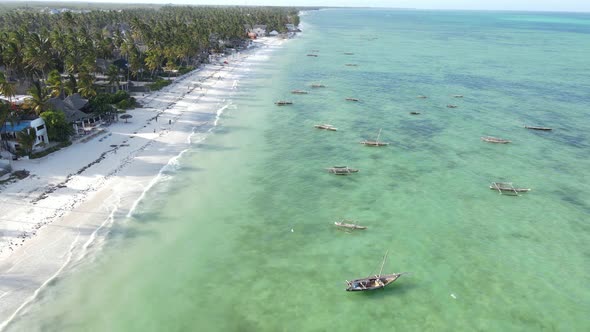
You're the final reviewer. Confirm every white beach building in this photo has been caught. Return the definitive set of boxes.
[0,118,49,154]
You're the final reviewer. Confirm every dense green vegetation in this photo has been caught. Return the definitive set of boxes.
[0,5,300,97]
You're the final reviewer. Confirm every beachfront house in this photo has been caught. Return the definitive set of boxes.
[0,117,49,154]
[47,94,100,134]
[252,25,267,37]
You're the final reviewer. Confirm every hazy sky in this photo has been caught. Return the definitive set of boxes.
[26,0,590,12]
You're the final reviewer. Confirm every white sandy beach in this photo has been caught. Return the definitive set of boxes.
[0,37,285,328]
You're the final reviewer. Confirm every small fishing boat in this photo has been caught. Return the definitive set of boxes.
[345,97,360,102]
[314,124,337,131]
[275,101,293,106]
[307,54,318,57]
[344,52,354,55]
[453,95,464,98]
[447,105,458,108]
[334,220,367,230]
[310,50,320,53]
[490,182,531,195]
[410,111,421,115]
[361,128,389,147]
[524,125,552,131]
[311,83,326,88]
[291,90,309,94]
[345,63,358,67]
[326,166,359,175]
[481,136,511,144]
[346,251,408,292]
[417,95,428,99]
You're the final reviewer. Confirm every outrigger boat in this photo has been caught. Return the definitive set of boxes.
[447,105,458,108]
[291,90,309,94]
[345,97,360,102]
[334,220,367,230]
[311,83,326,88]
[481,136,511,144]
[307,54,319,57]
[361,128,389,147]
[326,166,359,175]
[490,182,531,195]
[524,125,552,131]
[410,111,421,115]
[275,101,293,106]
[314,124,337,131]
[346,251,408,292]
[453,95,464,98]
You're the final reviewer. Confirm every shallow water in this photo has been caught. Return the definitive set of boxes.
[9,9,590,331]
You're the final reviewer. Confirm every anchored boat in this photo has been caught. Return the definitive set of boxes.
[524,125,552,131]
[334,220,367,230]
[346,251,408,292]
[490,182,531,195]
[326,166,359,175]
[361,128,389,146]
[481,136,511,144]
[314,124,337,131]
[345,97,360,102]
[291,90,309,94]
[275,101,293,106]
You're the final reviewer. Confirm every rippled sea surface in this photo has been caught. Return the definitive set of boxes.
[11,9,590,331]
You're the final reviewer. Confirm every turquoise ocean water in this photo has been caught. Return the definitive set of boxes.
[9,9,590,331]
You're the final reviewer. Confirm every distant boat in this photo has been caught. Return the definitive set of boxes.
[524,125,552,131]
[447,105,458,108]
[417,95,428,99]
[326,166,359,175]
[314,124,337,131]
[311,83,326,88]
[452,95,464,98]
[346,251,408,292]
[307,54,318,57]
[345,97,360,102]
[410,111,421,115]
[334,220,367,230]
[345,63,358,67]
[344,52,354,55]
[310,49,320,53]
[275,101,293,106]
[291,90,309,94]
[481,136,511,144]
[361,128,389,147]
[490,182,531,195]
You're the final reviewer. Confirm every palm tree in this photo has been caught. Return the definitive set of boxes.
[16,127,37,156]
[77,71,96,98]
[106,64,121,90]
[46,69,64,98]
[25,80,50,115]
[0,72,17,102]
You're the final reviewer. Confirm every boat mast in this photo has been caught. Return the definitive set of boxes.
[376,128,382,144]
[378,250,389,277]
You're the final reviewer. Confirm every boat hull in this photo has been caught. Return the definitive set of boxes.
[346,274,403,291]
[334,221,367,230]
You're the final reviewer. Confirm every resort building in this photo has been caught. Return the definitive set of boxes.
[0,117,49,154]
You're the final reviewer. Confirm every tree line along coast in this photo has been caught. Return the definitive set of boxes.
[0,5,301,161]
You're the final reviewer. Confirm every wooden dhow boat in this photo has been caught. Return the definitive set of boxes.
[334,220,367,230]
[361,128,389,147]
[345,97,360,102]
[307,54,319,57]
[314,124,337,131]
[524,125,552,131]
[410,111,421,115]
[346,251,408,292]
[326,166,359,175]
[291,90,309,94]
[275,101,293,106]
[447,104,458,108]
[481,136,511,144]
[490,182,531,195]
[452,95,464,98]
[311,83,326,88]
